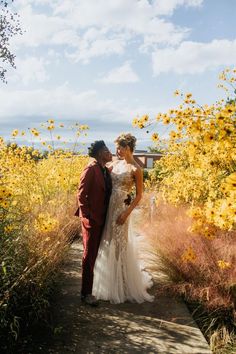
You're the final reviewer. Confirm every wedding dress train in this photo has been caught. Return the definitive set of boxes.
[92,160,154,304]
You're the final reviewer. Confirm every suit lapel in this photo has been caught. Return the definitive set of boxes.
[94,162,105,190]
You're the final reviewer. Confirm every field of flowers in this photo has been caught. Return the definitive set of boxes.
[135,68,236,353]
[0,122,88,348]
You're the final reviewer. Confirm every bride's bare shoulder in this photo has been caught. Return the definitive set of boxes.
[131,161,143,177]
[132,160,142,170]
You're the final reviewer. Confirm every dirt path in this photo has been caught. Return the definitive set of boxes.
[21,238,212,354]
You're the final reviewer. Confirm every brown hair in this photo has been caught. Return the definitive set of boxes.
[114,133,137,152]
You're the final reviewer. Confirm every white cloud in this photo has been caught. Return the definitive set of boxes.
[152,0,203,16]
[11,4,68,48]
[140,18,189,53]
[0,84,161,125]
[0,85,127,122]
[12,0,197,62]
[52,0,202,29]
[152,39,236,75]
[65,33,126,64]
[51,30,81,46]
[98,62,139,84]
[9,57,49,85]
[54,0,189,52]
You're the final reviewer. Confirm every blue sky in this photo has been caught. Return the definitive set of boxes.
[1,0,236,152]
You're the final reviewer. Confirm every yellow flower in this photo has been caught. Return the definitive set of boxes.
[80,124,89,130]
[47,125,55,131]
[169,131,177,140]
[151,133,159,142]
[204,132,215,143]
[48,119,55,124]
[34,213,59,233]
[141,114,149,123]
[185,93,192,99]
[202,227,215,240]
[4,225,14,233]
[132,118,139,127]
[217,260,231,270]
[193,108,201,115]
[138,122,144,129]
[188,207,203,219]
[181,247,196,262]
[11,129,19,137]
[163,116,170,125]
[1,200,9,208]
[225,172,236,190]
[174,90,180,96]
[32,150,39,157]
[30,128,40,137]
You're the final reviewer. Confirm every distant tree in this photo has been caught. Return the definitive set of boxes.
[0,0,22,83]
[147,146,163,153]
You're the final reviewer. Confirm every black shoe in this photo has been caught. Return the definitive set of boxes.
[81,294,99,307]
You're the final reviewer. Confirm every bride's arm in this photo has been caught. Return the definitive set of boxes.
[116,167,143,225]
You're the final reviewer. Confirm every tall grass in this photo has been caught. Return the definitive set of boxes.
[0,145,88,349]
[139,193,236,353]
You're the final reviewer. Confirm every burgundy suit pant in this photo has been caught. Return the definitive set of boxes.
[81,220,104,296]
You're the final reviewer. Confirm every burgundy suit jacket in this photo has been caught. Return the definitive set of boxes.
[75,161,111,226]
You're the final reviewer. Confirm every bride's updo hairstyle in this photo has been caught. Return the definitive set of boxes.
[115,133,137,153]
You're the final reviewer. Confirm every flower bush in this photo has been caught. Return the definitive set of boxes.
[134,68,236,352]
[0,121,88,347]
[134,68,236,234]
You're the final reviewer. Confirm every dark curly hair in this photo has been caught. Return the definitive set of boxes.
[88,140,106,158]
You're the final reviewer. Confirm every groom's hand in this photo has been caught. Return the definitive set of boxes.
[124,194,131,206]
[82,217,92,229]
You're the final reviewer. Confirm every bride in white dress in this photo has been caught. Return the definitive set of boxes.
[92,133,154,304]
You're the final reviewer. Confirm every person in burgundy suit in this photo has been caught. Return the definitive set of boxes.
[75,141,112,306]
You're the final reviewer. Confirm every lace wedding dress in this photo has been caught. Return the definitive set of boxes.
[92,160,154,304]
